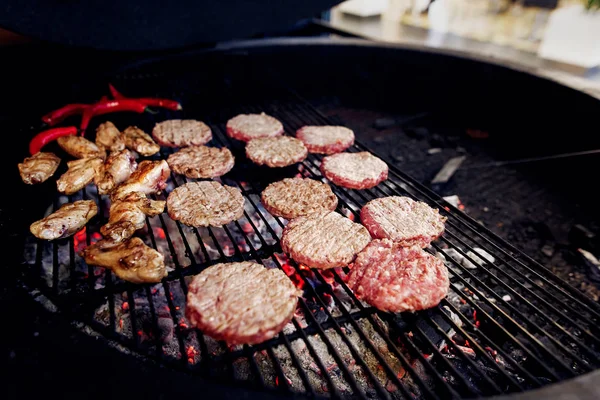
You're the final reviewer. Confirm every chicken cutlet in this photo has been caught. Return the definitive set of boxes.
[56,157,103,195]
[18,152,61,185]
[95,121,125,152]
[94,149,138,195]
[122,126,160,156]
[101,192,165,242]
[111,160,170,201]
[30,200,98,240]
[81,237,167,284]
[57,136,105,159]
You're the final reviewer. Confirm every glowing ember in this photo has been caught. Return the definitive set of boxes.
[298,264,309,271]
[320,270,336,285]
[281,263,305,291]
[121,301,129,311]
[275,376,292,386]
[91,232,102,243]
[178,319,188,329]
[119,318,124,330]
[74,227,87,252]
[347,213,355,221]
[186,345,199,364]
[153,227,166,239]
[241,222,253,234]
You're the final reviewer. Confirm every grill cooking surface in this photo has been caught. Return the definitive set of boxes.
[20,79,600,399]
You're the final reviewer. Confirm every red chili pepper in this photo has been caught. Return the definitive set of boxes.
[80,99,148,134]
[109,84,182,111]
[42,104,88,126]
[29,126,78,155]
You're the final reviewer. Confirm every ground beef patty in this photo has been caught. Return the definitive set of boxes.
[186,261,301,345]
[347,239,449,313]
[246,136,307,167]
[321,152,388,189]
[167,181,244,227]
[296,125,354,154]
[152,119,212,148]
[261,178,338,219]
[167,146,234,178]
[226,113,284,142]
[361,196,446,248]
[281,210,371,269]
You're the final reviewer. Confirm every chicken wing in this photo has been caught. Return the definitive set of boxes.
[111,160,170,200]
[30,200,98,240]
[57,157,103,195]
[101,192,165,242]
[94,149,138,195]
[18,152,61,184]
[57,136,105,159]
[95,121,125,152]
[81,237,167,283]
[123,126,160,156]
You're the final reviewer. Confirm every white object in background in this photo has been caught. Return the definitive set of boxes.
[386,0,412,20]
[412,0,431,17]
[539,5,600,70]
[338,0,389,17]
[427,0,452,34]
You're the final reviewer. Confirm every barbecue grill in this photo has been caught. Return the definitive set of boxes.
[3,31,600,400]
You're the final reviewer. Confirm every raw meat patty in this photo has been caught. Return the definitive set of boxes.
[167,146,234,178]
[347,239,449,313]
[361,196,446,248]
[226,113,284,142]
[281,210,371,269]
[167,181,245,227]
[152,119,212,148]
[296,125,354,154]
[320,152,388,189]
[186,261,301,345]
[261,177,338,219]
[246,136,307,167]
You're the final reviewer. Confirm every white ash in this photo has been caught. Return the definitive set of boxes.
[463,248,495,270]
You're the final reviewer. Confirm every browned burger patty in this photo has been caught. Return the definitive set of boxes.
[261,178,338,219]
[186,261,301,345]
[246,136,307,168]
[347,239,449,313]
[360,196,446,248]
[226,113,284,142]
[295,125,355,154]
[281,210,371,269]
[152,119,212,148]
[320,152,388,190]
[167,146,234,178]
[167,181,245,227]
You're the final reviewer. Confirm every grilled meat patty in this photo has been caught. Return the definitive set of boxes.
[94,149,138,195]
[18,152,61,185]
[186,262,301,345]
[361,196,446,248]
[57,136,105,159]
[95,121,125,152]
[246,136,307,168]
[347,239,449,313]
[81,237,167,284]
[261,177,338,219]
[152,119,212,148]
[122,126,160,156]
[167,181,245,227]
[295,125,354,154]
[101,192,165,242]
[56,157,103,195]
[30,200,98,240]
[167,146,234,178]
[281,210,371,269]
[320,152,388,190]
[226,113,284,142]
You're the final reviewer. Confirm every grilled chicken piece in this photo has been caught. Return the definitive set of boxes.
[81,237,167,283]
[101,192,165,242]
[18,152,61,184]
[94,149,138,195]
[95,121,125,152]
[57,136,105,159]
[111,160,170,200]
[123,126,160,156]
[57,157,103,195]
[30,200,98,240]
